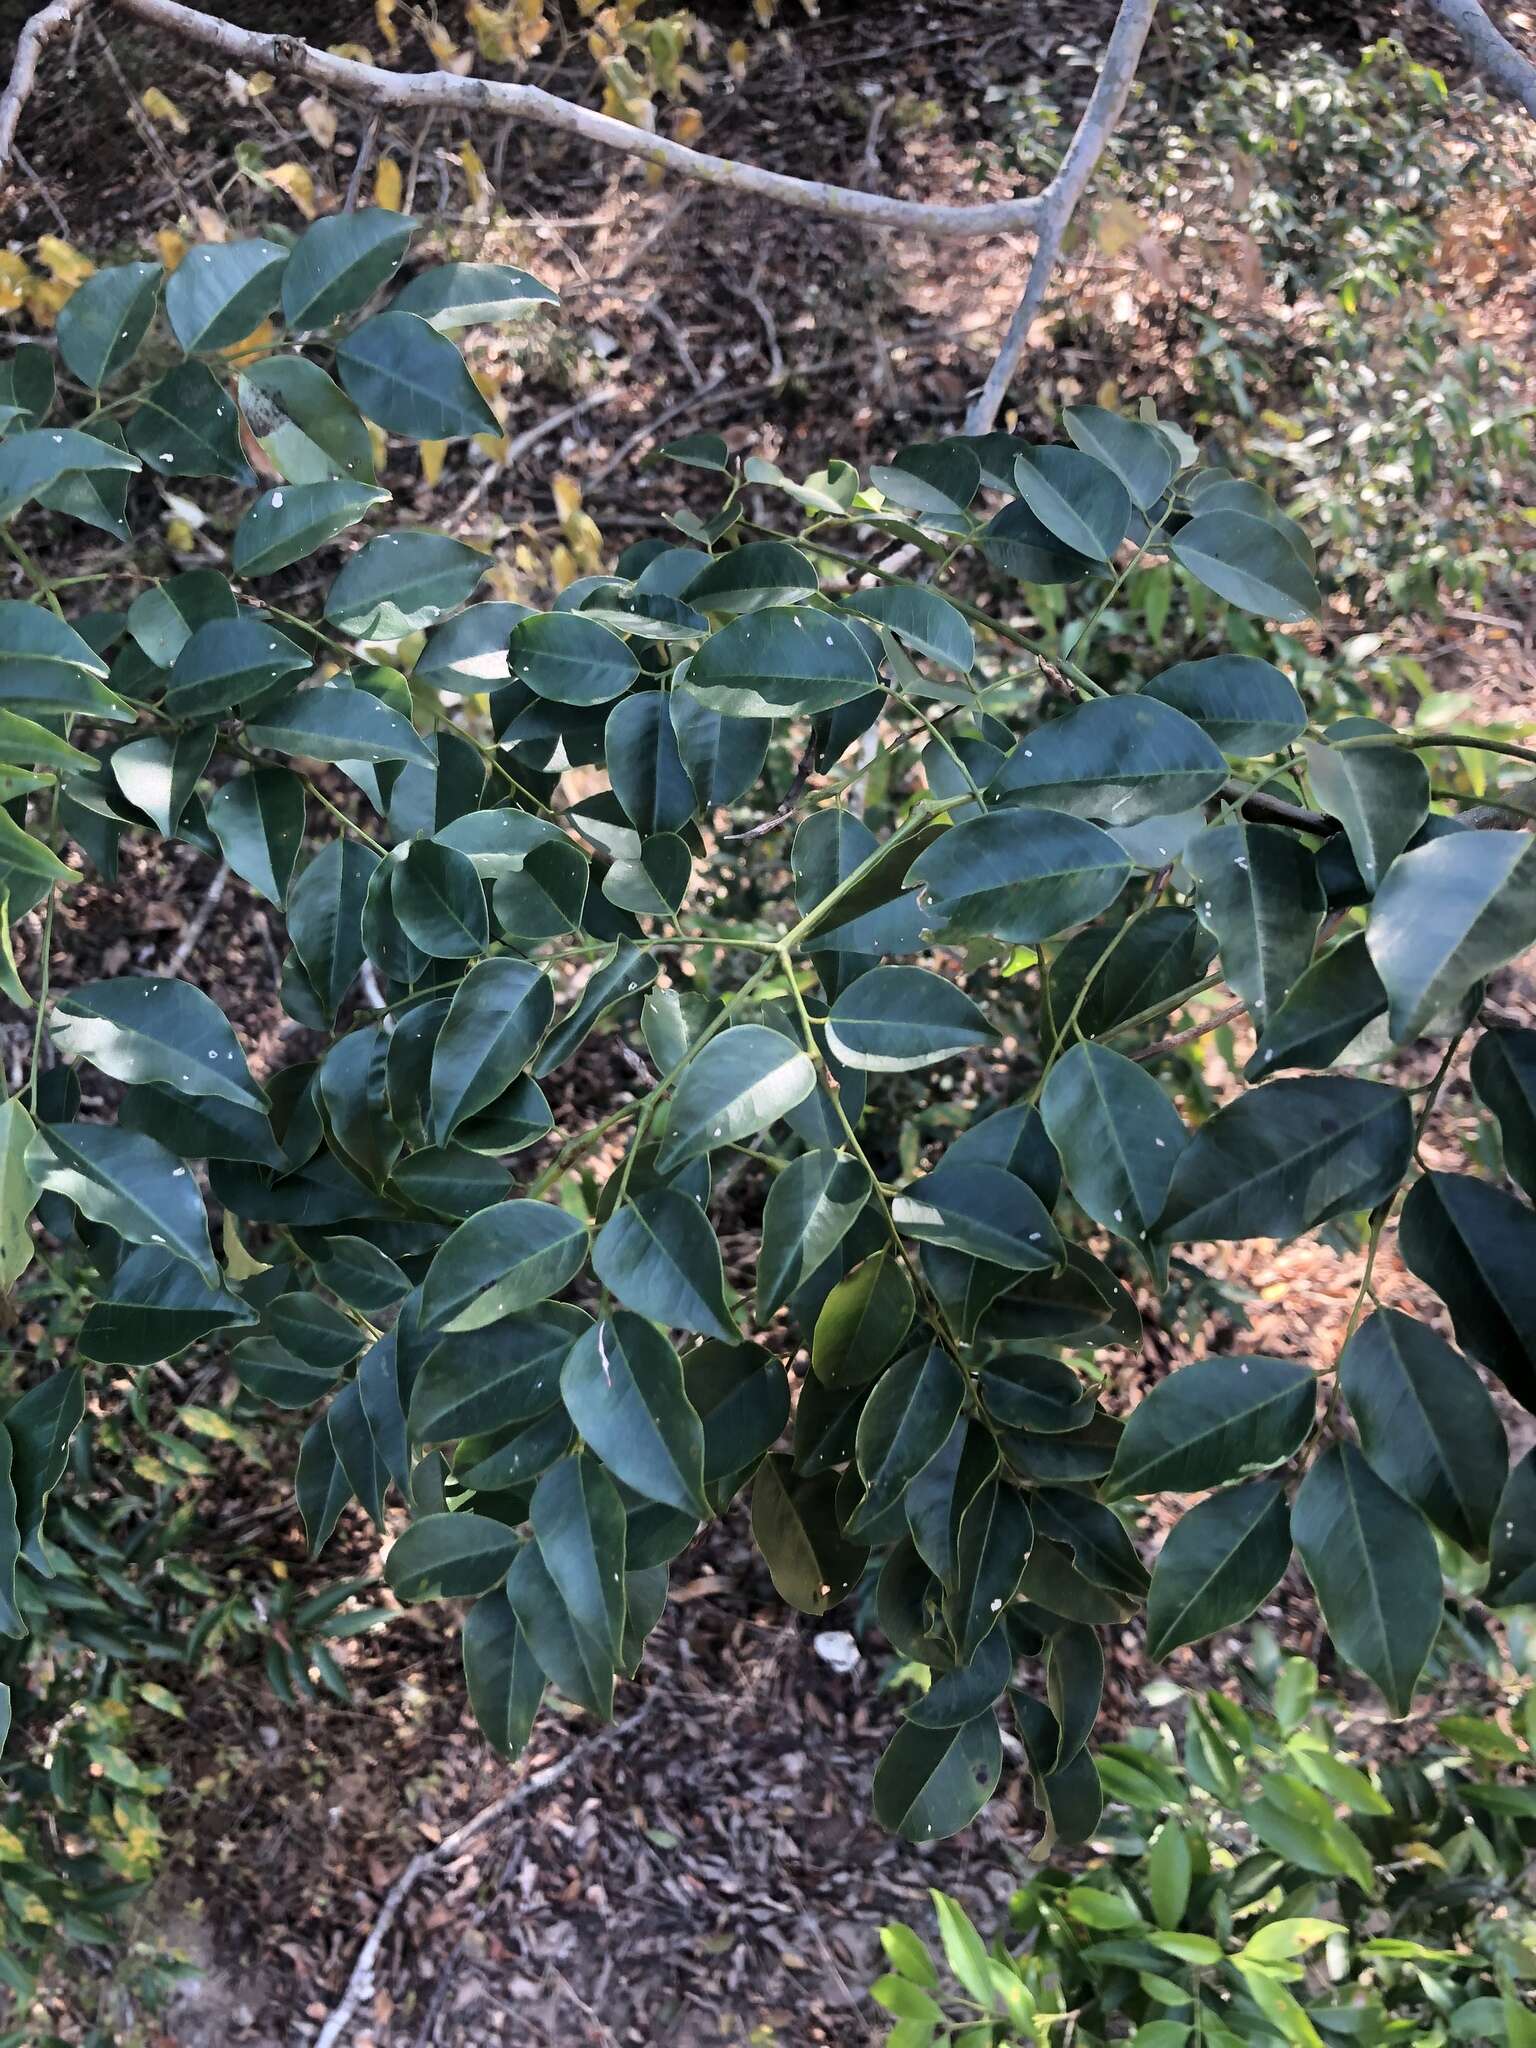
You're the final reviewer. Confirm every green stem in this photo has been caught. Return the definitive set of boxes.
[1031,870,1172,1100]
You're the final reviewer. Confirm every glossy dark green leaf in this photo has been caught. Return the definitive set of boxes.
[592,1187,737,1341]
[945,1478,1033,1661]
[1398,1172,1536,1415]
[390,839,489,958]
[233,482,388,577]
[1368,831,1536,1045]
[1012,1690,1103,1847]
[387,1509,520,1600]
[682,607,878,720]
[326,531,488,640]
[872,1713,1001,1844]
[757,1150,869,1320]
[600,831,691,918]
[1305,734,1429,894]
[0,427,141,520]
[893,1163,1062,1272]
[904,1627,1011,1730]
[5,1366,85,1573]
[530,1453,626,1662]
[237,355,377,485]
[669,693,771,811]
[871,441,979,524]
[109,723,214,836]
[126,362,247,480]
[429,958,554,1143]
[1040,1042,1186,1249]
[976,1353,1095,1434]
[979,497,1096,583]
[389,1144,511,1218]
[505,610,638,706]
[532,943,655,1078]
[684,1339,789,1488]
[1292,1443,1442,1715]
[1044,1622,1103,1770]
[1063,406,1176,510]
[1159,1078,1411,1244]
[1144,1480,1292,1660]
[1471,1026,1536,1202]
[392,261,558,330]
[57,262,162,388]
[1184,822,1325,1028]
[655,1024,815,1173]
[604,691,696,834]
[164,617,310,721]
[1031,1489,1147,1603]
[421,1199,588,1334]
[0,342,54,430]
[286,838,378,1021]
[505,1539,613,1720]
[811,1248,914,1388]
[995,698,1227,826]
[1488,1451,1536,1606]
[1246,934,1387,1081]
[906,808,1131,946]
[683,541,818,616]
[852,1345,966,1532]
[296,1413,352,1556]
[409,1305,585,1442]
[841,586,974,672]
[561,1312,708,1518]
[50,976,263,1109]
[462,1589,545,1760]
[77,1247,257,1365]
[283,209,414,327]
[207,767,306,906]
[268,1293,367,1372]
[26,1122,216,1281]
[165,238,287,351]
[1338,1309,1507,1554]
[454,1405,575,1494]
[329,1374,388,1526]
[234,1338,344,1409]
[1013,447,1130,563]
[1171,510,1320,620]
[336,311,499,439]
[825,965,996,1072]
[1141,655,1307,757]
[1105,1356,1315,1500]
[0,601,124,724]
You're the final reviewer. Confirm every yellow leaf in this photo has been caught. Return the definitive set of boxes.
[219,317,279,363]
[548,542,578,591]
[673,106,703,146]
[726,37,748,80]
[1094,198,1144,258]
[164,518,197,554]
[270,1558,289,1580]
[461,140,488,205]
[299,95,338,151]
[262,162,319,219]
[221,1211,270,1282]
[22,278,70,327]
[420,439,448,485]
[1096,379,1120,411]
[367,422,389,472]
[193,205,228,243]
[141,86,189,134]
[375,156,404,210]
[551,471,583,528]
[376,0,400,49]
[422,19,462,64]
[0,252,31,315]
[327,43,373,62]
[154,228,189,272]
[36,235,93,285]
[248,69,276,95]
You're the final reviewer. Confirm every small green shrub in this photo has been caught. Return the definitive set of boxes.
[872,1645,1536,2046]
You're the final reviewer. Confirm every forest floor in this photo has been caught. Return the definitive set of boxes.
[3,0,1536,2043]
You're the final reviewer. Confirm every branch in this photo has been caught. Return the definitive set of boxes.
[965,0,1160,434]
[1425,0,1536,117]
[0,0,87,168]
[0,0,1048,236]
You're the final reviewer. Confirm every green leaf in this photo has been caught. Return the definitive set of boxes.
[1306,732,1429,897]
[1293,1443,1442,1716]
[1398,1172,1536,1415]
[1063,406,1176,510]
[165,238,287,351]
[164,616,310,720]
[0,427,140,521]
[530,1453,626,1662]
[561,1312,708,1518]
[57,262,162,388]
[601,831,691,918]
[1145,1481,1293,1660]
[1141,655,1307,757]
[462,1591,544,1760]
[812,1248,915,1388]
[0,599,127,722]
[25,1122,217,1282]
[422,1199,588,1334]
[655,1024,815,1173]
[5,1365,84,1574]
[893,1163,1062,1271]
[506,610,639,706]
[683,541,819,615]
[409,1304,585,1441]
[976,1353,1094,1433]
[604,692,696,835]
[126,569,235,664]
[751,1454,866,1614]
[126,362,247,480]
[871,441,979,524]
[1368,831,1536,1045]
[50,977,264,1109]
[206,767,306,906]
[1184,822,1325,1028]
[841,586,975,672]
[592,1187,737,1341]
[326,531,488,640]
[872,1713,1001,1843]
[0,341,53,429]
[533,943,653,1078]
[110,723,214,837]
[825,965,996,1072]
[0,1097,37,1292]
[906,808,1131,945]
[283,209,415,327]
[682,607,878,720]
[995,698,1227,825]
[336,310,499,439]
[247,681,433,765]
[945,1478,1033,1661]
[386,1510,520,1600]
[1040,1042,1186,1250]
[670,694,771,811]
[1160,1077,1411,1245]
[757,1150,869,1319]
[391,260,557,330]
[1338,1309,1508,1553]
[237,355,376,484]
[1105,1356,1315,1500]
[1488,1450,1536,1606]
[1147,1821,1193,1931]
[238,1337,341,1409]
[853,1345,967,1531]
[390,839,489,958]
[1171,510,1320,620]
[428,958,554,1143]
[685,1338,789,1489]
[505,1539,613,1720]
[0,799,70,884]
[1246,933,1387,1080]
[0,1432,24,1637]
[233,480,388,576]
[980,496,1097,583]
[0,708,100,776]
[1013,446,1130,563]
[285,837,379,1021]
[1471,1026,1536,1202]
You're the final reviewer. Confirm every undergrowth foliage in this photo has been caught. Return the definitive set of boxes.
[0,214,1534,1879]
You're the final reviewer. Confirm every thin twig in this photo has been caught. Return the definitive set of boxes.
[343,111,381,210]
[1132,998,1247,1063]
[164,860,228,976]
